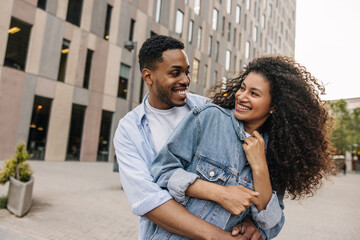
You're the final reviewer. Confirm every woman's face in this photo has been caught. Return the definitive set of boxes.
[234,72,273,132]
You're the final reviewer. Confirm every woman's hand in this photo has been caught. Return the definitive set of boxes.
[217,185,260,215]
[242,131,267,171]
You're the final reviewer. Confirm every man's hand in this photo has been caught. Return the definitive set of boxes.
[231,216,263,240]
[217,185,260,215]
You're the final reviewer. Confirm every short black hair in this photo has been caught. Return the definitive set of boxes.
[138,35,184,71]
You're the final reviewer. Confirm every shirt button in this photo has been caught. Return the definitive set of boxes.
[209,170,215,177]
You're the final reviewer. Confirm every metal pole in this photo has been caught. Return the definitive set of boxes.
[128,42,137,112]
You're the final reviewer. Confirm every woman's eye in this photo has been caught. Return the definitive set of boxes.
[251,92,259,97]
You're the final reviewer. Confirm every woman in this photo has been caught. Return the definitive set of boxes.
[149,56,334,239]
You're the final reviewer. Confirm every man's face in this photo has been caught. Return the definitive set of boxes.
[146,49,191,109]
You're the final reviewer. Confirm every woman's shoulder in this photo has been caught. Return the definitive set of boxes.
[192,103,233,117]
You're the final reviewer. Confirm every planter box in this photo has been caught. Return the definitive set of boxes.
[7,176,34,217]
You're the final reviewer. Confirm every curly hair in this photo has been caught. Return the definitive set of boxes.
[208,55,334,199]
[138,35,184,71]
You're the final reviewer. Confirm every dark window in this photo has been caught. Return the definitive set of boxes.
[221,16,225,36]
[83,49,93,89]
[66,0,83,26]
[129,19,135,41]
[4,18,32,71]
[104,4,112,40]
[97,110,113,162]
[66,104,86,161]
[27,96,52,160]
[58,39,70,82]
[118,64,130,99]
[37,0,47,10]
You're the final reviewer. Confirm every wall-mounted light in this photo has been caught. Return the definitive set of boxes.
[8,27,21,34]
[61,48,69,54]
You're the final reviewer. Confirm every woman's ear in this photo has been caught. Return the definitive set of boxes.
[270,106,276,114]
[142,68,153,85]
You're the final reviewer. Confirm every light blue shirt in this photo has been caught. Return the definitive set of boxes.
[113,93,208,240]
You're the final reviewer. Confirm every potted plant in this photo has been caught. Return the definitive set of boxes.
[0,142,34,217]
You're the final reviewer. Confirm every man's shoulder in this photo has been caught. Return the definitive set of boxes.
[193,103,232,116]
[186,93,210,107]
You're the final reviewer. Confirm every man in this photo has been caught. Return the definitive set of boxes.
[114,35,262,240]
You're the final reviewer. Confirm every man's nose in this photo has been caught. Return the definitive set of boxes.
[179,72,190,85]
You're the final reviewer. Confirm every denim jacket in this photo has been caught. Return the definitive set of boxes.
[149,104,285,240]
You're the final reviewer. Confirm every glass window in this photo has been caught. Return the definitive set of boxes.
[261,14,266,29]
[97,110,113,162]
[212,9,218,30]
[194,0,201,15]
[227,23,231,41]
[253,26,258,42]
[66,104,86,161]
[58,39,70,82]
[104,4,112,40]
[129,19,135,41]
[37,0,47,10]
[208,35,212,56]
[203,64,208,88]
[175,10,184,36]
[197,27,202,50]
[227,0,232,14]
[83,49,93,89]
[225,50,231,71]
[27,96,52,160]
[269,4,272,18]
[246,0,251,10]
[267,43,272,54]
[233,28,236,46]
[222,16,225,36]
[213,70,218,86]
[118,64,130,99]
[192,59,199,83]
[188,20,194,43]
[278,37,281,49]
[155,0,162,23]
[66,0,83,26]
[4,18,32,71]
[245,41,250,59]
[236,5,241,24]
[215,41,219,62]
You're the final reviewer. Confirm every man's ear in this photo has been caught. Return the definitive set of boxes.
[142,68,153,85]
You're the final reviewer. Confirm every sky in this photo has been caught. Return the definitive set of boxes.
[295,0,360,100]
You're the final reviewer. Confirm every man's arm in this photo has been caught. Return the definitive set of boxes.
[114,120,247,240]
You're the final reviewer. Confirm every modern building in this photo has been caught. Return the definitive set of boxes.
[0,0,296,162]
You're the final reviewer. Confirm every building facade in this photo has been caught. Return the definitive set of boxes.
[0,0,296,162]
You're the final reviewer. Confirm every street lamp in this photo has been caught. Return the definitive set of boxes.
[124,41,137,112]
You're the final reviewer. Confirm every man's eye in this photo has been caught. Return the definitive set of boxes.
[171,71,180,76]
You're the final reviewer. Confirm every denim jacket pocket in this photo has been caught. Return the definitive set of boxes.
[196,155,231,184]
[238,175,255,191]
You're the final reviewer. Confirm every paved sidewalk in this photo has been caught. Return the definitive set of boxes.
[0,160,359,239]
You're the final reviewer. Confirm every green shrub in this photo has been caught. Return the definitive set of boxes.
[0,195,8,209]
[0,142,33,184]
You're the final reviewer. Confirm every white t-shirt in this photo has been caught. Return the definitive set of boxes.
[145,99,191,153]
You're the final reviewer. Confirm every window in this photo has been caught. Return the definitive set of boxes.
[203,64,208,88]
[225,50,231,71]
[246,0,251,10]
[261,14,266,29]
[37,0,47,10]
[104,4,112,40]
[278,37,281,49]
[269,4,272,18]
[97,110,113,162]
[118,64,130,99]
[233,28,236,46]
[192,59,199,83]
[188,20,194,43]
[175,10,184,36]
[129,19,135,41]
[66,104,86,161]
[213,70,218,86]
[227,23,231,41]
[222,16,225,36]
[212,9,218,30]
[245,41,250,59]
[267,43,272,54]
[66,0,83,26]
[83,49,93,89]
[194,0,201,15]
[208,35,212,56]
[155,0,162,23]
[4,18,32,71]
[227,0,232,14]
[236,5,241,24]
[215,41,219,62]
[27,96,52,160]
[58,39,70,82]
[197,27,202,50]
[253,26,258,42]
[263,0,267,9]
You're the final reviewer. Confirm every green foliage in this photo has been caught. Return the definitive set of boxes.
[0,142,33,184]
[329,100,360,154]
[0,195,8,209]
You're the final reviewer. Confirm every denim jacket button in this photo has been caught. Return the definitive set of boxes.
[209,170,215,177]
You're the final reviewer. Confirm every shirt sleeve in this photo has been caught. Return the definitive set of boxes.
[114,120,172,216]
[252,192,285,239]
